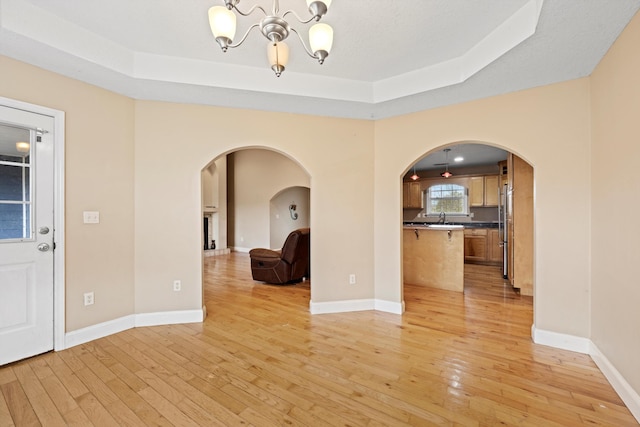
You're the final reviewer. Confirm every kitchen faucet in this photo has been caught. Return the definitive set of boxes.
[438,211,446,224]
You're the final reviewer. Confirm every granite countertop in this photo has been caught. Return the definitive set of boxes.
[403,221,500,229]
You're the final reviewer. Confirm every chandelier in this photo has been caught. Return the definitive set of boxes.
[208,0,334,77]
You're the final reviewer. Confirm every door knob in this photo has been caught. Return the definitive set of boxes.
[37,243,50,252]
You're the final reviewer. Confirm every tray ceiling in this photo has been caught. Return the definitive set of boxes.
[1,0,639,119]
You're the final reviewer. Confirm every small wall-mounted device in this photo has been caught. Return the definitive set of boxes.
[289,203,298,220]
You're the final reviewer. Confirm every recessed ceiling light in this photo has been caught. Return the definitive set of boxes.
[454,156,464,162]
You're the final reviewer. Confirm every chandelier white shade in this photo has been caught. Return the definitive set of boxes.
[267,42,290,77]
[208,6,237,48]
[309,23,333,63]
[208,0,334,76]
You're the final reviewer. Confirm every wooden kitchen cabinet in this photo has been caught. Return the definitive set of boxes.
[465,227,502,265]
[507,153,534,296]
[464,228,487,262]
[488,229,503,263]
[403,181,423,209]
[469,177,484,207]
[469,175,499,207]
[484,175,500,206]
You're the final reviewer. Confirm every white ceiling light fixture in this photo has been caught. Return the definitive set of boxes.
[454,156,464,162]
[15,141,30,153]
[209,0,334,77]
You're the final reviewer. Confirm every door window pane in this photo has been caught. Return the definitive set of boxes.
[0,125,32,240]
[0,203,30,239]
[0,164,30,201]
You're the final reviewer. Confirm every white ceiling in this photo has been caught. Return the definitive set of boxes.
[0,0,639,120]
[414,144,508,173]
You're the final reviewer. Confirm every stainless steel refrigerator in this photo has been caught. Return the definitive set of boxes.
[498,183,511,279]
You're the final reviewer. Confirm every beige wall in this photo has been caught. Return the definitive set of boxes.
[590,12,640,393]
[270,186,310,249]
[201,164,215,208]
[0,56,135,331]
[201,157,228,249]
[227,149,309,251]
[133,101,375,309]
[375,79,592,336]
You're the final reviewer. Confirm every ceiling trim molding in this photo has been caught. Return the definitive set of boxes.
[373,0,544,102]
[0,0,543,105]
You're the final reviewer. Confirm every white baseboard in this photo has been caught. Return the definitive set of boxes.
[590,343,640,422]
[203,248,231,257]
[532,325,640,424]
[309,299,404,315]
[531,325,591,354]
[375,299,405,314]
[135,309,204,327]
[310,299,375,314]
[231,246,251,253]
[63,308,204,349]
[65,315,135,349]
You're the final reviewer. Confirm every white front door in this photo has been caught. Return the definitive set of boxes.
[0,105,55,365]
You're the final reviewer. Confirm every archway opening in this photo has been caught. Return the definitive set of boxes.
[401,142,535,320]
[200,147,311,307]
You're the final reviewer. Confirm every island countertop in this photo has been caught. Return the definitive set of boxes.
[403,227,464,292]
[403,221,500,229]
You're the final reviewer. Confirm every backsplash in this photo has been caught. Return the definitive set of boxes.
[403,206,499,223]
[470,206,499,222]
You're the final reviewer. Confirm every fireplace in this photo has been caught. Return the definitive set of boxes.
[203,212,230,257]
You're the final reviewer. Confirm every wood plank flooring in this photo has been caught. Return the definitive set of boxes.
[1,254,637,426]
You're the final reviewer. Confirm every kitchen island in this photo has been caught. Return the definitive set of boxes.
[403,225,464,292]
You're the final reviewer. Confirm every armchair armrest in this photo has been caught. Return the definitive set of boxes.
[248,248,281,261]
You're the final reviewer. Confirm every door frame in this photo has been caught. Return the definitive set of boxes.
[1,96,66,352]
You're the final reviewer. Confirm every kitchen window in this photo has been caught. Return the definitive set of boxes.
[425,183,468,215]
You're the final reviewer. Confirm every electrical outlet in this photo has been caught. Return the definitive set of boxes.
[83,292,94,306]
[349,274,356,285]
[83,211,100,224]
[173,280,181,291]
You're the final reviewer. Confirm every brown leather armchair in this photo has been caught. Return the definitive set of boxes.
[249,228,310,284]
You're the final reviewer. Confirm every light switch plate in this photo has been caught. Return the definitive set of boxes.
[83,211,100,224]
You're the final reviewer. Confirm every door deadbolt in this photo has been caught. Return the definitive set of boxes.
[37,243,50,252]
[38,226,50,235]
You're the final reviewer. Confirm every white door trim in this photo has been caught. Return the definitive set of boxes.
[0,96,66,352]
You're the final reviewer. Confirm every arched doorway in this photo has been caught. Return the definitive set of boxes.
[200,147,311,303]
[401,142,534,310]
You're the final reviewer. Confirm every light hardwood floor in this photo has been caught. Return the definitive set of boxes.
[1,254,637,426]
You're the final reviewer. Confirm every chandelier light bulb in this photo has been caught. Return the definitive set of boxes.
[209,6,237,50]
[267,42,290,77]
[309,23,333,63]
